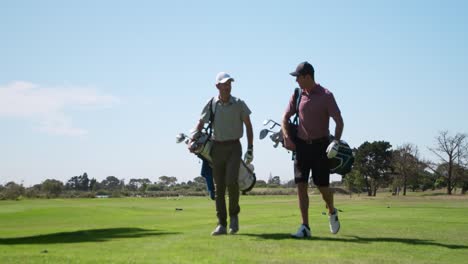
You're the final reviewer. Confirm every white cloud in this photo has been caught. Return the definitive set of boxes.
[0,81,119,136]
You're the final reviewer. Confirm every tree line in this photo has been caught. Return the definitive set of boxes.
[0,172,294,200]
[344,131,468,196]
[1,131,467,200]
[0,173,198,200]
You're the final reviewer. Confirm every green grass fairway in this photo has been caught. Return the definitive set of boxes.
[1,194,467,263]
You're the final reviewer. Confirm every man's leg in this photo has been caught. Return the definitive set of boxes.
[319,185,340,234]
[226,142,241,234]
[297,182,309,225]
[211,144,228,227]
[292,179,312,238]
[214,174,227,226]
[313,141,340,234]
[291,141,312,238]
[313,141,334,214]
[317,186,334,214]
[226,142,241,218]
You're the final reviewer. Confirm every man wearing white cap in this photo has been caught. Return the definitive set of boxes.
[192,72,253,235]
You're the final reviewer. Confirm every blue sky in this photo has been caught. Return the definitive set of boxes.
[1,0,467,186]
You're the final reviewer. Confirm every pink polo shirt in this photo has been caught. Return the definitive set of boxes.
[284,84,341,141]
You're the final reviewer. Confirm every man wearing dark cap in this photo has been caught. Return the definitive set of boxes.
[192,72,254,236]
[281,61,344,238]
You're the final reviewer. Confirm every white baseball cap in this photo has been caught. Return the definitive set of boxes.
[215,72,235,84]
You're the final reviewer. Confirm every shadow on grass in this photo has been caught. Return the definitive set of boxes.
[419,193,450,197]
[0,228,180,245]
[240,233,467,250]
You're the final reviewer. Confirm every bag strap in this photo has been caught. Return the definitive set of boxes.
[292,87,301,125]
[205,97,217,137]
[288,88,301,161]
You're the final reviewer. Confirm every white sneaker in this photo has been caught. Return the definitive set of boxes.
[291,224,311,238]
[211,225,227,236]
[329,208,340,234]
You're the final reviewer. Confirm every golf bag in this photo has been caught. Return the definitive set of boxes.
[189,132,213,163]
[188,130,256,193]
[200,157,215,200]
[327,137,355,176]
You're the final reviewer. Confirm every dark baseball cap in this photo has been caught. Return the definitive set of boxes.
[290,61,314,76]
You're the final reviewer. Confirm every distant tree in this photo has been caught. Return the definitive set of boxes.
[416,170,438,191]
[128,179,139,191]
[354,141,393,196]
[1,181,25,200]
[66,176,80,190]
[255,180,267,188]
[101,176,121,191]
[25,184,42,198]
[434,162,468,194]
[119,179,125,191]
[457,167,468,194]
[127,178,151,192]
[158,176,178,187]
[80,173,90,191]
[428,131,467,194]
[267,176,281,186]
[146,184,164,192]
[392,144,425,195]
[41,179,64,198]
[89,178,98,191]
[343,169,366,196]
[282,179,296,188]
[65,173,90,191]
[193,176,206,185]
[139,179,151,192]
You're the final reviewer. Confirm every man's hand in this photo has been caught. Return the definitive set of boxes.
[244,146,254,164]
[188,141,196,153]
[281,113,296,151]
[326,140,340,159]
[188,130,202,153]
[190,130,202,141]
[283,135,296,151]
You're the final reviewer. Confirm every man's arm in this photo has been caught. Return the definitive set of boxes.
[281,111,296,151]
[243,115,253,147]
[332,114,344,141]
[194,119,205,134]
[281,111,293,140]
[242,115,254,164]
[192,99,212,140]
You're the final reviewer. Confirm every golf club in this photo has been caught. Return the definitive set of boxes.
[259,129,272,140]
[176,133,188,143]
[263,119,280,130]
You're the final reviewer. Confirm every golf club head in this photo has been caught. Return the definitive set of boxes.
[176,133,187,143]
[259,129,270,140]
[270,131,283,142]
[262,119,270,126]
